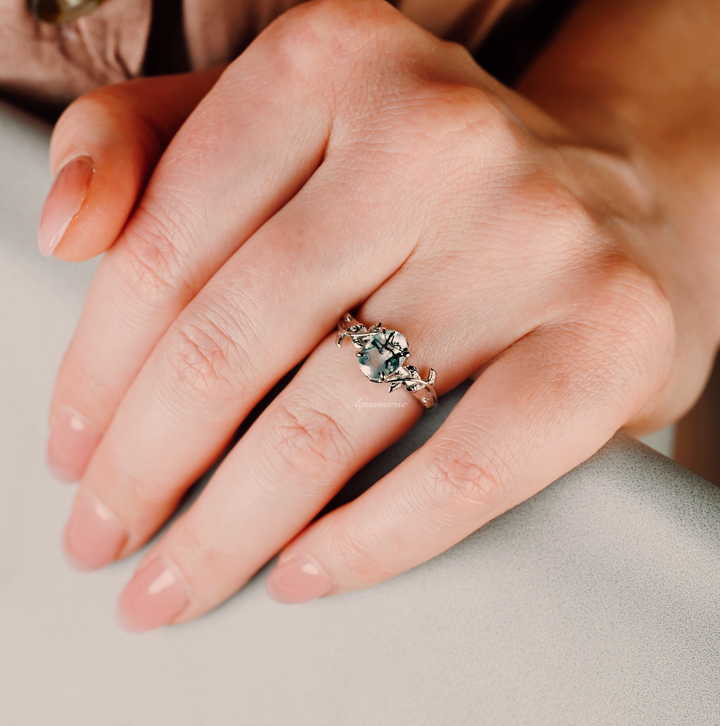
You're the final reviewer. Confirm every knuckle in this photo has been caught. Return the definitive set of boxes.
[266,0,345,76]
[589,253,675,353]
[520,173,599,246]
[165,299,254,403]
[425,85,523,153]
[557,254,676,411]
[424,440,511,510]
[266,394,352,480]
[265,0,396,82]
[117,206,196,304]
[328,523,394,581]
[474,170,606,268]
[384,85,526,186]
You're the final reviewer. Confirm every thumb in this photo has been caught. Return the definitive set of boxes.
[39,65,226,261]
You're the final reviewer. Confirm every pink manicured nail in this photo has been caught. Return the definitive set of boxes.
[117,557,190,632]
[38,155,94,256]
[265,554,334,604]
[46,407,103,483]
[63,494,127,571]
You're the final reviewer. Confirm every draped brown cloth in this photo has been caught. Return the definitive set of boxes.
[0,0,150,108]
[0,0,532,110]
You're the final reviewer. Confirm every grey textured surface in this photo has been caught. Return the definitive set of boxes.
[1,101,719,726]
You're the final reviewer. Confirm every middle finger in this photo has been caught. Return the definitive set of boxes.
[47,17,337,481]
[62,161,421,570]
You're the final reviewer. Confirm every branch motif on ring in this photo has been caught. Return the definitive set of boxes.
[336,315,438,409]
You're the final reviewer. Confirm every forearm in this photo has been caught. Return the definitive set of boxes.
[518,0,720,350]
[519,0,720,161]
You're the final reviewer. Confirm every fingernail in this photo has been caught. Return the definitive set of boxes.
[46,407,103,483]
[117,557,190,633]
[63,494,127,571]
[265,553,334,604]
[38,155,94,256]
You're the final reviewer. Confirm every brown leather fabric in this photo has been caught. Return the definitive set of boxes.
[0,0,525,110]
[0,0,150,108]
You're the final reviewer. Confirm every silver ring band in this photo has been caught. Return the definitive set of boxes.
[336,312,438,410]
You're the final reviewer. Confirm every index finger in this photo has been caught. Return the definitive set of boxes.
[46,4,344,481]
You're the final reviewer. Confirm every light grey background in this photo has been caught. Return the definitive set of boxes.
[639,425,674,458]
[1,101,718,725]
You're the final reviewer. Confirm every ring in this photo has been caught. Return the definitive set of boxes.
[336,312,438,410]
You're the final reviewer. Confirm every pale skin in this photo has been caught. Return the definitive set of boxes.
[39,0,720,630]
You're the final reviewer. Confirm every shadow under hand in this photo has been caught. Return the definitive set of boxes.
[174,371,473,529]
[674,350,720,487]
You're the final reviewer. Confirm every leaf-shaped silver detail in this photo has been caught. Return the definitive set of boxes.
[403,365,421,379]
[352,334,374,348]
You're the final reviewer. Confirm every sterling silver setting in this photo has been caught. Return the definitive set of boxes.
[336,312,438,410]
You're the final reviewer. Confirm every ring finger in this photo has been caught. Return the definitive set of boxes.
[111,243,564,630]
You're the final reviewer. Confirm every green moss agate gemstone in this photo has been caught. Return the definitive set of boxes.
[31,0,105,25]
[357,330,409,383]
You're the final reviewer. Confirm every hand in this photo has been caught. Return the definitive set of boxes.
[44,0,718,631]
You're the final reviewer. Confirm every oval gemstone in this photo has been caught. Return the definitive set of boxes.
[357,330,409,383]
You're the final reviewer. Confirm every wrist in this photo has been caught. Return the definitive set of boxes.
[515,0,720,344]
[517,0,720,200]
